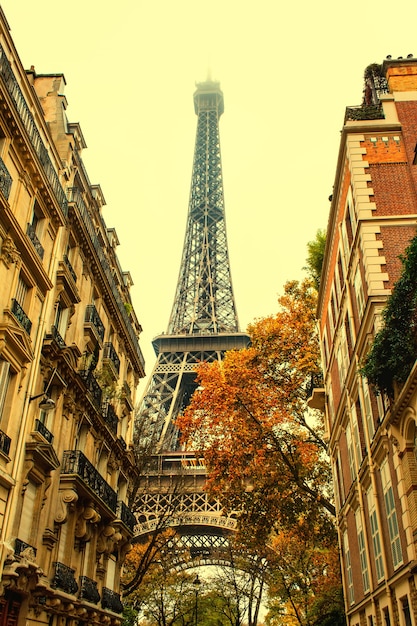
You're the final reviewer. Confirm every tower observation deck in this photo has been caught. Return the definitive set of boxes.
[137,80,249,453]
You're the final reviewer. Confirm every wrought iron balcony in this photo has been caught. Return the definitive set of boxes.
[50,325,66,348]
[34,419,54,444]
[79,576,100,604]
[14,538,37,557]
[52,562,78,595]
[68,187,145,371]
[61,450,117,513]
[102,401,118,435]
[63,254,77,283]
[0,44,68,217]
[11,299,32,334]
[80,370,103,408]
[0,157,12,200]
[123,381,131,399]
[0,429,11,456]
[117,500,136,532]
[103,342,120,375]
[26,223,45,260]
[84,304,105,342]
[101,587,123,614]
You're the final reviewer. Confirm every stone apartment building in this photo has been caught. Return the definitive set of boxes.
[316,57,417,625]
[0,8,145,626]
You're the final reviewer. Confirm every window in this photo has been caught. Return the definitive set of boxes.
[380,459,403,569]
[337,325,349,384]
[54,300,69,344]
[326,384,335,427]
[0,360,11,421]
[343,531,354,605]
[337,448,345,504]
[346,423,356,481]
[355,509,370,593]
[383,607,391,626]
[401,598,412,626]
[361,379,375,441]
[351,402,362,467]
[12,275,32,334]
[27,201,45,260]
[367,486,385,581]
[15,275,29,308]
[354,266,365,319]
[328,299,335,338]
[322,333,328,369]
[347,186,357,236]
[341,220,350,270]
[345,313,354,357]
[331,459,341,512]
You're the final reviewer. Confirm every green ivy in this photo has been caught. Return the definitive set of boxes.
[360,233,417,396]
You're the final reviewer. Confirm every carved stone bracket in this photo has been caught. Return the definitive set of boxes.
[75,503,101,541]
[0,234,20,267]
[96,525,122,555]
[54,489,78,524]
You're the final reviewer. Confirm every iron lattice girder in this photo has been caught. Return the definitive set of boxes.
[139,335,248,450]
[135,81,249,541]
[134,453,238,536]
[168,86,238,335]
[164,526,233,564]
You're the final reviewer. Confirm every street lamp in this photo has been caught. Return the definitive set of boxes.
[192,574,201,626]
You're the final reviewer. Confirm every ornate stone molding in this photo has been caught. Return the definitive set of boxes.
[54,489,78,524]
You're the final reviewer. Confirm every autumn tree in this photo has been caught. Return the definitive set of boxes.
[130,567,198,626]
[176,278,344,624]
[265,516,344,626]
[123,404,193,597]
[177,279,333,540]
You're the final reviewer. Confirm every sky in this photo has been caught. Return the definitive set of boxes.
[2,0,417,392]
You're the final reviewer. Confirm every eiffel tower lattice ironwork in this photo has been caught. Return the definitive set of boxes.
[135,80,249,561]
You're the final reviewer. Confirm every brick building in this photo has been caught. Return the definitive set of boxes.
[316,57,417,625]
[0,8,145,626]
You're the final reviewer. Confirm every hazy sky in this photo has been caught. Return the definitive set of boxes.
[3,1,417,390]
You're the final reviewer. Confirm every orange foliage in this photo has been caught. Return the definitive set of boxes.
[176,279,334,538]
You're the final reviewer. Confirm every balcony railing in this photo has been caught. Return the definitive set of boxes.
[117,500,136,532]
[79,576,100,604]
[84,304,105,342]
[61,450,117,513]
[34,419,54,444]
[0,157,12,200]
[0,44,68,217]
[103,342,120,374]
[14,538,37,557]
[68,187,145,370]
[52,562,78,595]
[80,370,103,408]
[123,381,131,399]
[102,401,118,435]
[11,299,32,334]
[26,223,44,260]
[101,587,123,614]
[63,254,77,283]
[50,325,66,348]
[0,429,11,456]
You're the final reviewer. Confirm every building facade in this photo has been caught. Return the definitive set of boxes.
[0,8,145,626]
[317,58,417,625]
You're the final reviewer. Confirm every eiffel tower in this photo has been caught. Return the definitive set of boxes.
[134,80,249,565]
